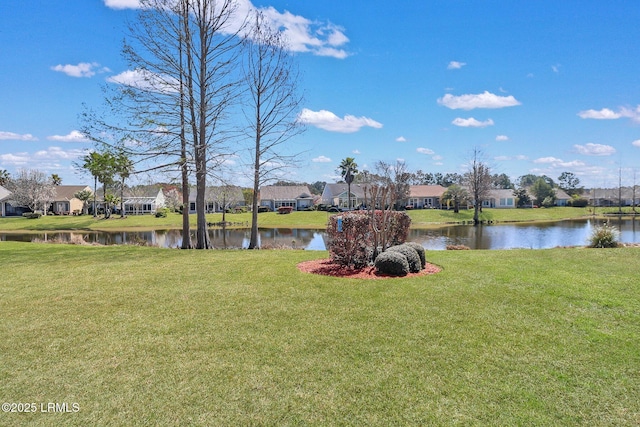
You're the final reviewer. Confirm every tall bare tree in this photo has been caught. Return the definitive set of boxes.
[464,148,492,225]
[82,0,244,248]
[243,10,304,249]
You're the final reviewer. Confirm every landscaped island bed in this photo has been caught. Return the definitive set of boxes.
[1,242,639,425]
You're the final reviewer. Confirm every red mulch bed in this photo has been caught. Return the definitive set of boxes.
[297,258,441,280]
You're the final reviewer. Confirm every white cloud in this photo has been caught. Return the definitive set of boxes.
[437,91,521,110]
[0,152,31,166]
[0,147,87,170]
[47,130,90,143]
[573,143,616,156]
[297,109,382,133]
[447,61,466,70]
[104,0,350,59]
[451,117,494,128]
[432,155,443,161]
[416,147,435,155]
[107,69,179,93]
[103,0,139,8]
[551,64,561,73]
[578,108,622,120]
[51,62,110,78]
[578,106,640,122]
[312,155,332,163]
[494,154,528,161]
[632,140,640,148]
[0,131,38,141]
[496,135,509,141]
[396,136,407,142]
[534,157,563,164]
[352,149,361,155]
[533,156,586,168]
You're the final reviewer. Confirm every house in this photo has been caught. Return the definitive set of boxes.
[482,189,517,209]
[122,187,166,215]
[0,185,32,217]
[320,183,368,209]
[0,185,11,217]
[554,189,571,207]
[188,186,245,213]
[49,185,93,215]
[259,185,314,211]
[585,187,640,207]
[407,185,447,209]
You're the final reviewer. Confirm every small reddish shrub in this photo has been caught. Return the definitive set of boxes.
[326,210,411,268]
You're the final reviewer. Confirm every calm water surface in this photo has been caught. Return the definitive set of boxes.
[1,219,638,250]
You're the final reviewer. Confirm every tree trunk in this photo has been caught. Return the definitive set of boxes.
[180,162,192,249]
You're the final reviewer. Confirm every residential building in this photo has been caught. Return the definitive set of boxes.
[50,185,93,215]
[260,185,314,211]
[321,183,367,209]
[122,187,166,215]
[188,186,245,213]
[0,185,11,217]
[407,185,447,209]
[482,189,517,209]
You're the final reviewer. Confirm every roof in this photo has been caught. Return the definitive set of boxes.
[124,186,164,199]
[260,185,313,201]
[555,189,571,200]
[409,185,447,198]
[0,185,11,201]
[322,183,367,199]
[52,185,92,201]
[487,189,516,199]
[187,186,244,203]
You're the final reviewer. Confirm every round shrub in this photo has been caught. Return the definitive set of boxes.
[403,242,426,269]
[374,251,410,276]
[386,244,421,273]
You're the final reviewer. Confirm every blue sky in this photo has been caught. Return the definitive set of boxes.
[1,0,640,188]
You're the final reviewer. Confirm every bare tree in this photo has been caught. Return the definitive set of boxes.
[242,10,304,249]
[7,169,56,215]
[83,0,244,249]
[464,148,492,225]
[374,160,411,209]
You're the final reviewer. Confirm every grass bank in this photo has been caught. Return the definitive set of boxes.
[0,207,595,232]
[1,242,639,425]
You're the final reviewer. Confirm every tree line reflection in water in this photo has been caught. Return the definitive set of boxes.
[1,219,638,250]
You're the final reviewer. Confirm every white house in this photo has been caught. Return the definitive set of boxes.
[0,185,10,217]
[122,187,166,215]
[482,189,517,209]
[188,186,245,213]
[320,183,367,209]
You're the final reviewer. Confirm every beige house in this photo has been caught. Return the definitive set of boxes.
[260,185,314,211]
[50,185,93,215]
[0,185,11,217]
[407,185,447,209]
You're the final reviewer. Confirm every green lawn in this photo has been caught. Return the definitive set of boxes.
[0,207,594,232]
[1,242,639,425]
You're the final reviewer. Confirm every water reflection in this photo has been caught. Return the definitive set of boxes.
[1,218,639,250]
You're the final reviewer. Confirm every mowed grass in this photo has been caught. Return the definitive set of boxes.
[1,242,639,426]
[0,207,593,232]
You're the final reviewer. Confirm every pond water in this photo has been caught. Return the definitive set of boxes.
[1,218,639,250]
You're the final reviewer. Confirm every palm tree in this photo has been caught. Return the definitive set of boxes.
[0,169,10,186]
[113,151,133,218]
[51,174,62,185]
[442,184,469,213]
[337,157,358,210]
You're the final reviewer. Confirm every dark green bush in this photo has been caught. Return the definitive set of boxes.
[569,198,588,207]
[374,251,409,276]
[155,208,170,218]
[403,242,426,269]
[22,212,42,219]
[387,244,421,273]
